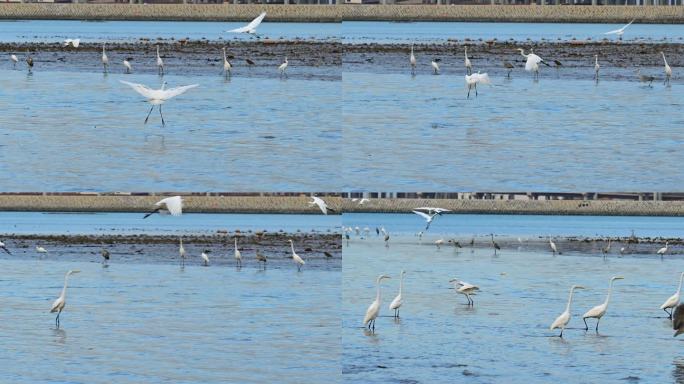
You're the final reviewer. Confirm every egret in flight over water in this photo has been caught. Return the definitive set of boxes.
[582,276,624,332]
[309,196,335,215]
[50,270,80,327]
[550,285,585,338]
[227,12,267,35]
[364,274,391,332]
[143,196,183,218]
[604,19,635,40]
[412,210,438,231]
[120,80,198,126]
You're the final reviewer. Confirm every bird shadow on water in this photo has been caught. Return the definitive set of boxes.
[673,358,684,383]
[52,328,67,344]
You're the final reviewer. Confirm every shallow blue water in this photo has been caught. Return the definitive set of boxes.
[0,19,340,42]
[343,21,684,44]
[0,211,340,235]
[0,258,340,383]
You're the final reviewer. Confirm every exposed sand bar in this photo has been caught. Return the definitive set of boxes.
[2,4,684,23]
[0,194,343,214]
[343,198,684,216]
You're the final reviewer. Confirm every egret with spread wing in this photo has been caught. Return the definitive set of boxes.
[605,19,635,40]
[120,80,198,126]
[228,12,267,35]
[412,210,437,231]
[143,196,183,218]
[309,196,335,215]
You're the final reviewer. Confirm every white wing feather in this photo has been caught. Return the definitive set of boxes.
[157,196,183,216]
[229,12,266,33]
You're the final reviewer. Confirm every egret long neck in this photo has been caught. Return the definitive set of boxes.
[376,280,382,301]
[677,273,684,295]
[290,242,295,255]
[223,49,227,62]
[663,53,669,66]
[234,238,237,249]
[61,274,70,297]
[604,280,615,306]
[565,288,576,312]
[399,274,404,295]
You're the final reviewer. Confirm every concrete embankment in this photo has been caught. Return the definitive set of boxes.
[1,4,684,23]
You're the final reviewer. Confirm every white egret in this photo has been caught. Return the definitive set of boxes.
[364,274,391,331]
[517,48,545,80]
[309,196,335,215]
[222,47,232,77]
[120,80,198,126]
[10,54,18,68]
[464,46,472,75]
[201,250,210,266]
[101,43,109,73]
[278,57,288,78]
[601,239,612,256]
[550,285,585,338]
[409,44,416,74]
[234,238,242,267]
[389,270,405,318]
[156,45,164,75]
[604,19,635,40]
[412,210,437,231]
[63,39,80,48]
[657,241,669,257]
[123,58,132,74]
[662,51,672,86]
[26,53,33,73]
[179,237,186,266]
[582,276,624,332]
[431,58,440,75]
[594,54,600,81]
[435,239,445,249]
[50,270,80,327]
[449,278,479,306]
[227,12,266,35]
[358,198,370,205]
[465,71,491,99]
[36,246,48,255]
[143,196,183,218]
[549,238,558,255]
[673,303,684,337]
[288,239,305,271]
[661,272,684,319]
[0,240,11,255]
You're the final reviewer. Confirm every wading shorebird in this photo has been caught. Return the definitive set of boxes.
[465,71,491,99]
[123,58,132,74]
[594,55,600,82]
[101,248,110,265]
[234,238,242,267]
[26,51,33,73]
[143,196,183,218]
[36,246,48,255]
[288,239,305,271]
[491,234,500,255]
[156,45,164,76]
[549,238,558,255]
[364,274,391,332]
[503,61,514,78]
[10,53,18,68]
[431,58,440,75]
[278,57,288,78]
[636,69,655,87]
[256,248,268,269]
[409,44,416,75]
[63,39,80,48]
[179,238,186,266]
[227,12,267,35]
[550,285,585,338]
[389,270,406,318]
[412,209,438,231]
[201,250,210,266]
[50,270,80,328]
[657,241,669,258]
[120,80,198,126]
[517,48,546,80]
[101,43,109,73]
[222,47,232,78]
[582,276,624,332]
[449,278,479,306]
[661,272,684,319]
[662,51,672,86]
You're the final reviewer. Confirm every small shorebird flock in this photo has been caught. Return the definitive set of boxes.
[0,193,338,328]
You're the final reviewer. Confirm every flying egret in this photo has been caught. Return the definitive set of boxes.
[431,58,440,75]
[288,239,305,271]
[662,51,672,86]
[0,240,11,255]
[63,39,80,48]
[36,246,48,255]
[594,54,600,81]
[517,48,546,80]
[604,19,635,40]
[278,57,288,78]
[143,196,183,218]
[582,276,624,332]
[657,241,669,257]
[389,270,405,318]
[179,237,186,266]
[101,43,109,73]
[101,248,110,265]
[464,46,472,75]
[120,80,198,126]
[491,234,500,255]
[673,303,684,337]
[309,196,335,215]
[50,270,80,327]
[227,12,267,35]
[358,198,369,205]
[201,250,210,266]
[364,274,391,332]
[550,238,558,255]
[465,71,491,99]
[222,47,232,77]
[413,207,451,215]
[412,210,437,231]
[449,278,479,306]
[123,58,132,74]
[636,69,655,87]
[256,248,267,269]
[550,285,585,338]
[409,44,416,75]
[156,45,164,75]
[661,272,684,319]
[234,238,242,267]
[503,61,514,78]
[10,54,18,68]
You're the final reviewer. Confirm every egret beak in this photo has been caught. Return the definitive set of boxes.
[575,286,586,290]
[613,276,625,280]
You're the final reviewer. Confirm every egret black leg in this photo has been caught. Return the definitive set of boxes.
[559,329,563,338]
[665,308,672,319]
[159,105,165,126]
[595,318,600,333]
[144,105,154,124]
[583,318,588,331]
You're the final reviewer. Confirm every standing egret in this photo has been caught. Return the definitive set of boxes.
[412,209,437,231]
[449,278,479,306]
[179,237,186,266]
[309,196,335,215]
[0,240,11,255]
[123,58,132,74]
[10,54,18,68]
[278,57,288,78]
[201,250,210,266]
[256,248,267,269]
[50,270,80,327]
[517,48,545,80]
[222,47,232,78]
[594,54,600,82]
[657,241,669,257]
[120,80,198,126]
[662,52,672,86]
[143,196,183,218]
[550,285,585,338]
[604,19,635,40]
[389,270,405,318]
[101,248,110,265]
[364,274,391,332]
[549,238,558,255]
[234,238,242,267]
[464,46,472,75]
[26,52,33,73]
[409,44,416,75]
[63,38,80,48]
[101,43,109,73]
[673,303,684,337]
[465,71,491,99]
[503,61,514,78]
[431,58,440,75]
[36,246,48,255]
[601,239,612,257]
[156,45,164,76]
[661,272,684,319]
[227,12,267,35]
[491,234,500,255]
[288,239,305,271]
[582,276,624,332]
